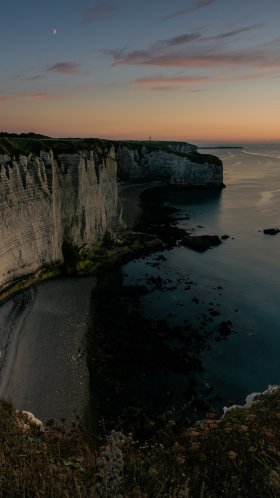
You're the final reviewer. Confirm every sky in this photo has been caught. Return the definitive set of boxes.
[1,0,280,144]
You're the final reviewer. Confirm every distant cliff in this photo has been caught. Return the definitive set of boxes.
[114,141,223,187]
[0,137,223,292]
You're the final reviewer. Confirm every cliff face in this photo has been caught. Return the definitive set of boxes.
[0,148,118,290]
[0,138,223,293]
[115,143,223,187]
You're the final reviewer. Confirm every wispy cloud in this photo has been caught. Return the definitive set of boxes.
[131,74,211,92]
[46,62,82,74]
[154,32,202,49]
[129,87,206,94]
[16,73,44,82]
[27,93,55,100]
[204,23,265,41]
[28,74,44,81]
[110,46,268,68]
[148,23,264,51]
[0,96,12,103]
[163,0,216,21]
[133,75,209,85]
[0,92,69,105]
[129,66,280,94]
[83,2,120,23]
[16,62,83,81]
[108,22,279,75]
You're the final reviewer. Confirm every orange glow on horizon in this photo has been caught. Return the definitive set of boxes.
[1,81,280,145]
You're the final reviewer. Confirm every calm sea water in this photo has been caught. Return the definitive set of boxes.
[121,145,280,409]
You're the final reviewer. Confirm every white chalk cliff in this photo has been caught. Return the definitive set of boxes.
[0,148,119,291]
[115,143,223,186]
[0,139,223,292]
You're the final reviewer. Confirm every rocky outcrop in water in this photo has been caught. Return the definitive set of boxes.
[0,147,119,291]
[263,228,280,235]
[181,234,222,252]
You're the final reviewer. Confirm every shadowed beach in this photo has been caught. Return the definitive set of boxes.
[0,277,96,425]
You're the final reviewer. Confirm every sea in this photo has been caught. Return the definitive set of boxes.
[91,145,280,431]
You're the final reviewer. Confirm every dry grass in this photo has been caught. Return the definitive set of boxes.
[0,390,279,497]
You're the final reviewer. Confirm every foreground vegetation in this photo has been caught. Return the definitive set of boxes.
[0,389,279,497]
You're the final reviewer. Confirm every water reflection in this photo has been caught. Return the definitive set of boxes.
[91,147,280,436]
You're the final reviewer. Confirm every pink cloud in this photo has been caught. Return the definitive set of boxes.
[112,48,268,68]
[129,68,280,93]
[130,75,211,92]
[133,75,210,86]
[108,23,278,80]
[47,62,82,74]
[0,92,71,104]
[0,96,12,103]
[29,92,51,100]
[129,86,207,94]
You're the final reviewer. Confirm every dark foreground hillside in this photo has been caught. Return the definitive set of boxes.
[0,390,279,497]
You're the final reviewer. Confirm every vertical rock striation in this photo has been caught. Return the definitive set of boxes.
[0,148,119,290]
[115,142,223,186]
[0,138,223,293]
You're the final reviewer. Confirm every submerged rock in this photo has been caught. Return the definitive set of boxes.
[219,320,232,336]
[263,228,280,235]
[181,234,222,252]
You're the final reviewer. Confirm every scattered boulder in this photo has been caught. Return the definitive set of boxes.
[263,228,280,235]
[219,320,232,336]
[209,310,221,317]
[16,410,44,432]
[181,234,222,252]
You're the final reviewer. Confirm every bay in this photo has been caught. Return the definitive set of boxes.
[92,145,280,431]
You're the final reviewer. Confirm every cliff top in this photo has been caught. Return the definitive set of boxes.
[0,132,50,139]
[0,136,222,166]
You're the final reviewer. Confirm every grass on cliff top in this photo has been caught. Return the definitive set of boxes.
[0,390,279,497]
[113,140,222,166]
[0,137,110,157]
[0,137,222,166]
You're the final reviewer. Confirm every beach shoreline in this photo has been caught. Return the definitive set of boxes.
[0,277,97,425]
[0,183,163,425]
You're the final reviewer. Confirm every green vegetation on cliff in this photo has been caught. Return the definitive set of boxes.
[0,136,221,167]
[0,137,108,156]
[0,389,279,497]
[184,151,222,166]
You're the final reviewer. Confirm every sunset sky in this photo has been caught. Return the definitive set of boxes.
[1,0,280,144]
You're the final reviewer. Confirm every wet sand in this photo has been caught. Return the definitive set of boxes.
[0,277,96,425]
[0,182,161,424]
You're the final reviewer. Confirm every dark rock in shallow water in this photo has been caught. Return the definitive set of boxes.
[263,228,280,235]
[219,320,232,336]
[221,234,230,240]
[181,234,222,252]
